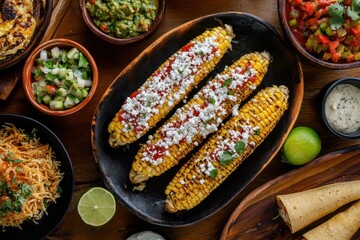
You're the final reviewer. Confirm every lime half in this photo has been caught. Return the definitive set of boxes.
[77,187,116,227]
[281,126,321,166]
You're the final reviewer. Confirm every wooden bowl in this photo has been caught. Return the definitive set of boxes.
[22,39,98,116]
[79,0,166,45]
[0,0,53,71]
[278,0,360,69]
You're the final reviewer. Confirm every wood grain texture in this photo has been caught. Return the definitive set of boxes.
[221,145,360,240]
[0,0,71,100]
[0,0,360,239]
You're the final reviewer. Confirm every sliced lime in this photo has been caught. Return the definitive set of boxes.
[77,187,116,227]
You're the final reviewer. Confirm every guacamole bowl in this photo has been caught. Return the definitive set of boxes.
[80,0,166,45]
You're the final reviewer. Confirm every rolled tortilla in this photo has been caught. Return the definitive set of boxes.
[276,180,360,233]
[303,200,360,240]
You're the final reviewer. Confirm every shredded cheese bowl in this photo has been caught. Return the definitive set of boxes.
[0,114,74,240]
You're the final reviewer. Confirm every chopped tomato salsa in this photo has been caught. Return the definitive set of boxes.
[286,0,360,63]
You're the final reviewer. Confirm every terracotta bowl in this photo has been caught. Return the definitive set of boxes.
[22,38,98,116]
[319,77,360,139]
[79,0,166,45]
[278,0,360,69]
[0,0,53,71]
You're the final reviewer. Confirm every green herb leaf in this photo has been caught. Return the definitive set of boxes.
[210,169,218,179]
[141,113,146,119]
[5,198,11,209]
[255,128,261,135]
[78,53,89,68]
[19,183,33,199]
[57,185,63,194]
[222,78,233,87]
[347,8,360,21]
[44,60,54,69]
[235,141,245,154]
[352,0,360,12]
[220,151,234,165]
[34,69,42,78]
[82,71,89,79]
[12,159,23,164]
[329,3,345,30]
[209,97,216,105]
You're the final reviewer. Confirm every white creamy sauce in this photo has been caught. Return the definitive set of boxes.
[126,231,165,240]
[324,83,360,133]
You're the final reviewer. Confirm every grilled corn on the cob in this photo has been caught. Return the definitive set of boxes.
[164,85,289,212]
[129,51,271,186]
[108,25,234,147]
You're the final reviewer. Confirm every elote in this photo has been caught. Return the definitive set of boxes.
[130,51,271,186]
[108,25,234,147]
[164,85,289,212]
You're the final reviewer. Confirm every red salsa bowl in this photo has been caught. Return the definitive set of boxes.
[278,0,360,69]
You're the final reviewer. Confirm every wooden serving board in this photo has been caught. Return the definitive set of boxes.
[220,144,360,240]
[0,0,72,100]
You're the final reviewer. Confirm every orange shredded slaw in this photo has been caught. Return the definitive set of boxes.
[0,123,63,229]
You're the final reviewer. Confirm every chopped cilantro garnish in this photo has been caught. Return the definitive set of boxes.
[220,151,235,165]
[235,141,245,154]
[347,8,360,21]
[352,0,360,12]
[19,183,33,199]
[255,128,261,135]
[209,97,216,105]
[34,69,42,78]
[210,169,218,179]
[222,78,233,87]
[329,3,345,30]
[328,2,360,29]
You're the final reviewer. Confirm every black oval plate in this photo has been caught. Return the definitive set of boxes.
[0,114,74,240]
[91,12,304,227]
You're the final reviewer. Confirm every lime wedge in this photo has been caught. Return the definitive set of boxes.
[77,187,116,227]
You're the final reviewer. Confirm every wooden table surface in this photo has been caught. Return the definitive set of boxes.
[1,0,360,239]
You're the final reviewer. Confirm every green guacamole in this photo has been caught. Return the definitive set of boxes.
[86,0,157,38]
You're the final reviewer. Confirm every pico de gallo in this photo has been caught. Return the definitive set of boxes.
[287,0,360,63]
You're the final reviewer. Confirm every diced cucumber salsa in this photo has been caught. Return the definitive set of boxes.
[32,47,92,110]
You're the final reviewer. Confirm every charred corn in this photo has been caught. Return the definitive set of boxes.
[108,25,234,147]
[129,51,271,186]
[164,85,289,212]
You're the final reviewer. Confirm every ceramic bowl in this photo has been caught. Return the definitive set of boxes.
[0,114,74,240]
[320,77,360,138]
[278,0,360,69]
[79,0,166,45]
[22,38,98,116]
